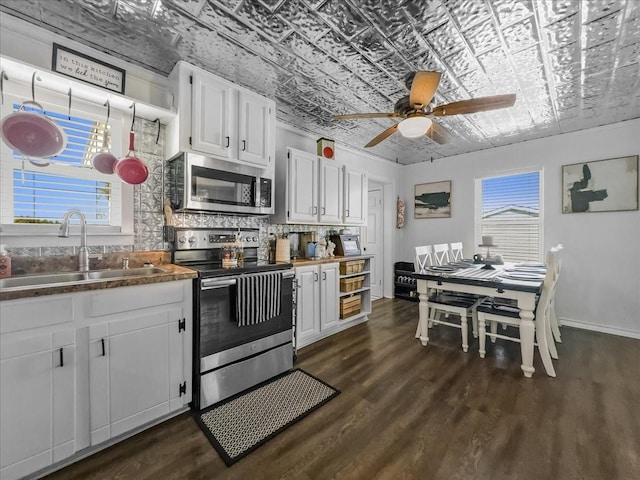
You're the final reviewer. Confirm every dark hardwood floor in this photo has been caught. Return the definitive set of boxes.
[45,298,640,480]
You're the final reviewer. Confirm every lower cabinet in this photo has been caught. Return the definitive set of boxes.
[0,280,192,480]
[0,328,75,480]
[294,262,340,349]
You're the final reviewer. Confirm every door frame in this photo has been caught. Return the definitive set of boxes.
[364,177,393,298]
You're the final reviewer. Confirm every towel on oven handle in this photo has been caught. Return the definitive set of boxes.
[236,271,282,326]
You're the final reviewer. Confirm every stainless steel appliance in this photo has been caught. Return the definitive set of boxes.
[167,152,273,215]
[172,228,293,410]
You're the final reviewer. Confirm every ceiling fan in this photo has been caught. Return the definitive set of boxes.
[332,71,516,147]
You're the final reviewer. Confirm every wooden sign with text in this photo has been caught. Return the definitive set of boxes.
[52,43,126,94]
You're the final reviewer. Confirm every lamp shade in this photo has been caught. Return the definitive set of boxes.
[397,116,432,138]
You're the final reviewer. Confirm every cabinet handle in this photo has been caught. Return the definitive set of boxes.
[59,347,64,367]
[225,136,230,148]
[346,209,350,217]
[312,206,317,215]
[323,272,326,280]
[322,206,326,215]
[101,338,106,357]
[241,139,246,151]
[314,272,318,282]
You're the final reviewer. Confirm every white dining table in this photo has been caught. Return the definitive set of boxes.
[412,264,555,378]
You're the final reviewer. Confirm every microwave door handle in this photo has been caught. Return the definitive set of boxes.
[254,177,260,207]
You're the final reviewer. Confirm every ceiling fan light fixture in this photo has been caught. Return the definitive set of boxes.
[398,116,432,138]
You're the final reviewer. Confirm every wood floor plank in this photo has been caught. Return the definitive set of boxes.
[44,298,640,480]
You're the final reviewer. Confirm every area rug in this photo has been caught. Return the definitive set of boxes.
[194,369,340,466]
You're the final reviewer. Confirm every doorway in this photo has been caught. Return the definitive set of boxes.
[365,182,384,300]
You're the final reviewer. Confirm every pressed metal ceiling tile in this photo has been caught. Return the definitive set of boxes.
[621,15,640,45]
[501,17,539,52]
[490,0,534,26]
[543,13,580,49]
[199,2,253,37]
[313,30,358,63]
[316,0,369,39]
[275,0,330,41]
[584,11,623,49]
[165,0,206,16]
[547,43,581,70]
[426,21,466,56]
[583,0,624,24]
[464,20,502,54]
[376,53,413,83]
[444,48,477,76]
[403,1,447,34]
[443,0,491,30]
[350,28,393,62]
[511,45,544,73]
[537,0,580,26]
[235,1,291,41]
[352,0,407,35]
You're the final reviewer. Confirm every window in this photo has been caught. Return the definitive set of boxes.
[0,89,132,244]
[475,170,542,262]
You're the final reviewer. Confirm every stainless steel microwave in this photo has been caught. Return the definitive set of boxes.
[167,153,273,215]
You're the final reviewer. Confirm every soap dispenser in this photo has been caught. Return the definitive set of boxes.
[0,244,11,279]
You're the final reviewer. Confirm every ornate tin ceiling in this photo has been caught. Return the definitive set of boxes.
[1,0,639,164]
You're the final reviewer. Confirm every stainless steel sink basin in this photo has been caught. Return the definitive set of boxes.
[0,267,168,289]
[0,272,87,289]
[85,267,168,280]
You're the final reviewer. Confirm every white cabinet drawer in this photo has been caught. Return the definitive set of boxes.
[86,282,184,317]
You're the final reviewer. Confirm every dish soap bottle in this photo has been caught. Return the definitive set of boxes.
[0,245,11,279]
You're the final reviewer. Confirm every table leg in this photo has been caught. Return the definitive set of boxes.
[518,300,536,378]
[418,290,429,346]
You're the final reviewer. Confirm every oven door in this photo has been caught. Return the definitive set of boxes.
[197,271,294,370]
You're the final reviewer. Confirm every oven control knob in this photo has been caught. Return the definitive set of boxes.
[188,236,197,246]
[178,236,186,244]
[251,236,258,242]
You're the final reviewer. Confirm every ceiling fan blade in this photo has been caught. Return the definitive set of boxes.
[409,71,441,109]
[432,94,516,116]
[365,124,399,148]
[332,112,399,121]
[426,120,451,145]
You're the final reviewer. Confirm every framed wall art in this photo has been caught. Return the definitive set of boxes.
[414,180,451,219]
[562,155,638,213]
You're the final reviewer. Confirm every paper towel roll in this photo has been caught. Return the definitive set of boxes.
[276,239,290,262]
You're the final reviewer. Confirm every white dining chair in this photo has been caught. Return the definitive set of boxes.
[476,248,560,377]
[414,245,434,273]
[433,243,450,265]
[549,244,563,343]
[449,242,464,262]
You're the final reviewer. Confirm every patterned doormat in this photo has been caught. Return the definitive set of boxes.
[194,369,340,466]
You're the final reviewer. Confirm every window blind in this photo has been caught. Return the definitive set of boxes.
[6,102,116,225]
[477,171,542,263]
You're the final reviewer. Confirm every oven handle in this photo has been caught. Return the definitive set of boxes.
[201,270,295,289]
[201,277,237,289]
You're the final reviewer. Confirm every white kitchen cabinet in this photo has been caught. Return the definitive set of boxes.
[84,281,192,445]
[167,61,275,169]
[294,265,320,346]
[280,148,343,225]
[320,263,340,331]
[344,167,367,225]
[0,296,76,480]
[0,279,192,480]
[295,262,340,348]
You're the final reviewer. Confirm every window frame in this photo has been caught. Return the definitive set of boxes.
[474,167,544,263]
[0,87,133,247]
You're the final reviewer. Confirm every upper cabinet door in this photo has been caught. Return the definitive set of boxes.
[191,72,232,158]
[319,159,343,224]
[238,91,271,167]
[288,149,318,223]
[344,168,367,225]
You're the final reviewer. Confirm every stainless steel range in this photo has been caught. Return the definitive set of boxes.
[171,228,294,410]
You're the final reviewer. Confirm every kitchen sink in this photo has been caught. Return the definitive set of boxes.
[0,267,169,289]
[0,272,88,288]
[85,267,168,280]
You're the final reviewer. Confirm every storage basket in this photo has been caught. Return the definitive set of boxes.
[340,260,365,275]
[340,275,365,292]
[340,294,361,319]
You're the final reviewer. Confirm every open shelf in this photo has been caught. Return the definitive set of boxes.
[339,286,370,297]
[340,270,371,279]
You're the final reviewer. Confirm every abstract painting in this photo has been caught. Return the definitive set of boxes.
[562,156,638,213]
[414,181,451,218]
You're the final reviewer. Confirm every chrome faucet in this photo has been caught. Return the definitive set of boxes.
[58,209,91,271]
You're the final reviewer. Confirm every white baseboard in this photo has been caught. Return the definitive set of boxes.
[560,317,640,340]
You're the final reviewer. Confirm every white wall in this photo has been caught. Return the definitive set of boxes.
[275,124,404,298]
[402,119,640,338]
